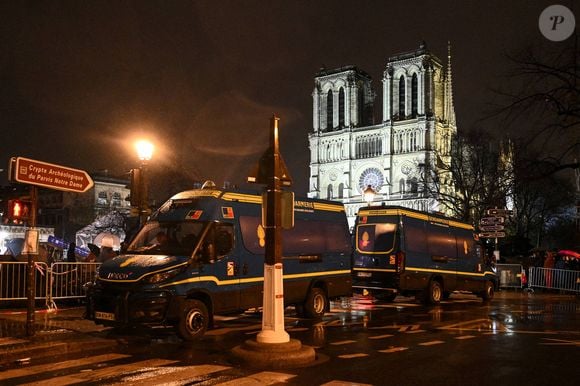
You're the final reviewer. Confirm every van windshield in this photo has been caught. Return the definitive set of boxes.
[356,223,397,254]
[127,221,206,256]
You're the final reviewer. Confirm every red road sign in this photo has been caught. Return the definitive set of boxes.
[10,157,94,193]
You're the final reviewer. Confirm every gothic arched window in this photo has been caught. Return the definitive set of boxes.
[358,86,364,126]
[326,90,333,130]
[399,178,406,194]
[410,177,418,193]
[338,87,345,128]
[338,183,344,198]
[399,75,406,118]
[411,73,418,116]
[327,184,333,199]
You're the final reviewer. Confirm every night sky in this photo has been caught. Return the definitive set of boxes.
[0,1,574,200]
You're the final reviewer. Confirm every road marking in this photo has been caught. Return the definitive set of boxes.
[0,337,27,346]
[368,324,421,332]
[419,340,445,346]
[455,335,476,340]
[374,303,420,308]
[321,381,372,386]
[0,353,130,379]
[331,340,357,346]
[212,370,294,385]
[119,364,231,385]
[379,346,408,353]
[19,358,179,385]
[205,323,262,336]
[540,338,580,346]
[338,353,370,359]
[369,334,394,340]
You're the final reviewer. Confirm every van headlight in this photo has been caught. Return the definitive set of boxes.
[144,268,182,284]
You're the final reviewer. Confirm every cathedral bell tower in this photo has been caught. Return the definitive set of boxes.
[308,43,457,229]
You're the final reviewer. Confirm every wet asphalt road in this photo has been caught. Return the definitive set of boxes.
[1,291,579,385]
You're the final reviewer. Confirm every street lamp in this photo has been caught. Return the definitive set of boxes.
[134,140,154,227]
[363,184,376,207]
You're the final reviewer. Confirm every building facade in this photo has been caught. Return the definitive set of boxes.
[307,43,457,228]
[38,172,131,241]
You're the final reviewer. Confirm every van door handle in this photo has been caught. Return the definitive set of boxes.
[432,255,449,263]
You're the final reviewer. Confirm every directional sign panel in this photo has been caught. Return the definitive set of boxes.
[480,225,505,232]
[480,216,504,226]
[479,231,506,238]
[10,157,94,193]
[486,208,513,216]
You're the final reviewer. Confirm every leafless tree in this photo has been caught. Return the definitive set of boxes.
[422,130,508,224]
[491,36,579,176]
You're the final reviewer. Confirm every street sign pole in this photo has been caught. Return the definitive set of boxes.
[233,115,314,368]
[257,116,290,344]
[25,185,38,336]
[8,157,93,337]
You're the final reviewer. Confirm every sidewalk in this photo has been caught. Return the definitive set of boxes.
[0,307,118,369]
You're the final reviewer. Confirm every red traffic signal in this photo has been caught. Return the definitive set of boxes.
[7,199,31,220]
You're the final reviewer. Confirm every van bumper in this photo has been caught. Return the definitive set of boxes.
[87,286,177,327]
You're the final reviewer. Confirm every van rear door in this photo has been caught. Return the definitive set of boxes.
[353,216,400,273]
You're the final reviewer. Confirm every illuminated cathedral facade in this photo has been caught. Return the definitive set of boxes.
[307,42,457,228]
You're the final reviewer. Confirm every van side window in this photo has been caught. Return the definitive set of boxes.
[197,223,234,263]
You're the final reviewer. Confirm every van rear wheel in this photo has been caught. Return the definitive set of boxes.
[422,280,442,305]
[177,299,208,341]
[302,288,327,319]
[480,281,494,301]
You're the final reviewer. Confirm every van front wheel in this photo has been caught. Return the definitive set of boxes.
[177,299,208,341]
[303,288,327,319]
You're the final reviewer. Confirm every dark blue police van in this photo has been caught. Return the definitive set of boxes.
[352,206,496,304]
[85,183,352,340]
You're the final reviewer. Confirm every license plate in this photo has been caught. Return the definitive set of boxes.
[357,272,372,278]
[95,311,115,321]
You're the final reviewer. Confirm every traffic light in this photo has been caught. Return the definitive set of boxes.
[7,199,32,221]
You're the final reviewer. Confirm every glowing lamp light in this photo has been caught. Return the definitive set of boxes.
[363,185,376,206]
[135,140,154,161]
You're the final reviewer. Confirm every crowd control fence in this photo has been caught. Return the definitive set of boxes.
[0,261,101,310]
[528,266,580,294]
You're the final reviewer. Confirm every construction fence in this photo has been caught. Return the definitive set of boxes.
[0,261,101,309]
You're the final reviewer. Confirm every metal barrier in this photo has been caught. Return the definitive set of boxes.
[528,266,580,294]
[0,262,50,301]
[0,261,100,308]
[496,263,525,289]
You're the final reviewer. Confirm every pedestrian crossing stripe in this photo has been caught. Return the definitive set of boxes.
[379,346,408,353]
[419,340,445,346]
[0,353,131,379]
[338,353,370,359]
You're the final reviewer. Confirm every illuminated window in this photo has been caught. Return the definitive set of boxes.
[97,191,108,205]
[112,192,122,207]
